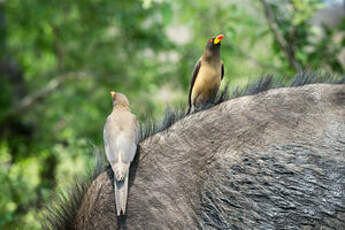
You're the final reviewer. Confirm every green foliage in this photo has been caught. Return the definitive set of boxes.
[0,0,344,228]
[265,0,344,73]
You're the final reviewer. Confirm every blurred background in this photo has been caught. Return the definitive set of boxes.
[0,0,344,228]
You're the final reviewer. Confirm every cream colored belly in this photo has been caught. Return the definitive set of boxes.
[191,66,221,107]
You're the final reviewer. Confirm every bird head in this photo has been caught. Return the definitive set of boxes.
[204,34,224,60]
[206,34,224,48]
[110,91,130,108]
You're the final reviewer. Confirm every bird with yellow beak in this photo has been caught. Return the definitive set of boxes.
[103,91,139,216]
[188,34,224,113]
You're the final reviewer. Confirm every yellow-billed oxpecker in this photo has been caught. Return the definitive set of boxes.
[103,91,139,216]
[188,34,224,113]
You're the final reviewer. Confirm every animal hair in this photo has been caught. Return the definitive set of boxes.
[139,71,345,142]
[41,149,105,230]
[200,142,345,229]
[41,71,345,229]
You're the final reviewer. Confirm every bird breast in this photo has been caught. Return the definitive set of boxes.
[193,64,221,97]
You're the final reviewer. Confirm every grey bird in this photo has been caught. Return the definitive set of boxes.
[188,34,224,113]
[103,91,139,216]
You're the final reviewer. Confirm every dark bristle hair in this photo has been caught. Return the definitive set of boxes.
[139,106,187,141]
[229,75,274,98]
[40,149,105,230]
[139,71,344,142]
[288,71,331,86]
[41,71,345,229]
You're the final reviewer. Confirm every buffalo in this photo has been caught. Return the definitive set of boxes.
[43,73,345,230]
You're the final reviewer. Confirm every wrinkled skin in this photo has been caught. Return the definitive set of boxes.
[75,84,345,230]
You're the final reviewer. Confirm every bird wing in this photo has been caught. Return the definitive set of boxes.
[103,116,121,164]
[188,59,201,109]
[103,112,138,165]
[221,61,224,80]
[120,114,138,163]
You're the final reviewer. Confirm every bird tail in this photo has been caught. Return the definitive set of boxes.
[114,164,129,216]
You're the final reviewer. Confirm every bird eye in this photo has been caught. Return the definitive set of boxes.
[209,39,212,42]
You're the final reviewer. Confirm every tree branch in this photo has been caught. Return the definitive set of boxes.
[259,0,301,72]
[1,71,88,122]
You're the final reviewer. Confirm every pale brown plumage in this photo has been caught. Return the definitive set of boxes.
[103,91,139,216]
[188,34,224,113]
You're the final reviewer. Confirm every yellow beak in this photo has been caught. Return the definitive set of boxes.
[110,91,116,99]
[213,34,224,45]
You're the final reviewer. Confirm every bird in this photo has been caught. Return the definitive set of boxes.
[188,34,224,113]
[103,91,139,216]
